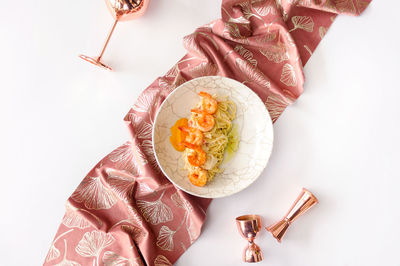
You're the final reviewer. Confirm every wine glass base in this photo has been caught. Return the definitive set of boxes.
[79,54,113,71]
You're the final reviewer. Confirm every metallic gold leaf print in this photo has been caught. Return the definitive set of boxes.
[319,26,328,39]
[148,92,163,125]
[170,192,196,244]
[165,64,179,78]
[108,142,140,175]
[355,0,369,14]
[282,89,297,103]
[289,16,314,32]
[280,63,297,87]
[102,251,143,266]
[222,3,248,25]
[46,243,61,262]
[189,62,218,78]
[234,45,258,67]
[158,78,171,91]
[228,15,249,25]
[110,204,145,231]
[55,239,81,266]
[128,112,142,126]
[121,224,145,244]
[223,49,234,61]
[222,5,249,26]
[253,32,277,44]
[196,32,219,51]
[140,139,159,172]
[154,255,172,266]
[132,90,159,113]
[336,0,356,13]
[62,202,102,229]
[46,229,74,262]
[180,242,187,252]
[137,182,154,195]
[133,144,148,166]
[106,171,136,202]
[126,204,145,225]
[223,22,247,40]
[235,58,271,88]
[169,73,187,94]
[285,32,297,47]
[296,0,312,6]
[236,0,269,28]
[238,1,253,19]
[252,0,277,16]
[136,121,152,140]
[156,226,175,251]
[75,230,114,258]
[46,245,61,262]
[238,1,263,22]
[186,215,197,244]
[71,176,117,210]
[183,33,204,58]
[264,93,289,122]
[275,0,285,17]
[137,190,173,225]
[304,45,313,56]
[170,192,193,213]
[323,0,337,11]
[259,43,289,63]
[102,251,140,266]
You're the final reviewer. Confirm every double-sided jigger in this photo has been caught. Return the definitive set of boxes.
[235,188,318,262]
[236,215,263,263]
[266,188,318,242]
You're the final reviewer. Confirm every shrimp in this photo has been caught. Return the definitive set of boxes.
[179,126,204,146]
[199,91,218,114]
[188,167,208,187]
[191,109,215,132]
[183,142,207,166]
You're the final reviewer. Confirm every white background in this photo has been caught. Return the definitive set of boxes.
[0,1,399,265]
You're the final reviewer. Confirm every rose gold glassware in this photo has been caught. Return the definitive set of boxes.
[79,0,150,70]
[236,215,263,263]
[266,188,318,242]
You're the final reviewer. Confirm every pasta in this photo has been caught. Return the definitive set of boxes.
[170,92,238,186]
[194,98,236,180]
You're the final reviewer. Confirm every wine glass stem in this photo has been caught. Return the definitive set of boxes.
[98,19,118,61]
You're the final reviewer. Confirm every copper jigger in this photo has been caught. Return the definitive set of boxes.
[236,215,263,263]
[266,188,318,242]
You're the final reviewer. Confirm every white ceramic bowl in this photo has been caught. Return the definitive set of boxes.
[153,76,273,198]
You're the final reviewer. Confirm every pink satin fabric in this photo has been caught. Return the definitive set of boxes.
[44,1,370,265]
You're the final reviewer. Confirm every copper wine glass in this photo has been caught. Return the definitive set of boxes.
[79,0,150,70]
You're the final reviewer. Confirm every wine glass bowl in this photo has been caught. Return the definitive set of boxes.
[106,0,149,21]
[79,0,150,70]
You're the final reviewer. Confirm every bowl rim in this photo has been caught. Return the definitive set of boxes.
[152,76,274,198]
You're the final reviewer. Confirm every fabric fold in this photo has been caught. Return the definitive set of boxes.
[45,0,371,265]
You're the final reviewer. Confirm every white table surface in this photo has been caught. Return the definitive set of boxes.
[1,1,399,265]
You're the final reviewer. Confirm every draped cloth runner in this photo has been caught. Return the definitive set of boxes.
[44,1,370,265]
